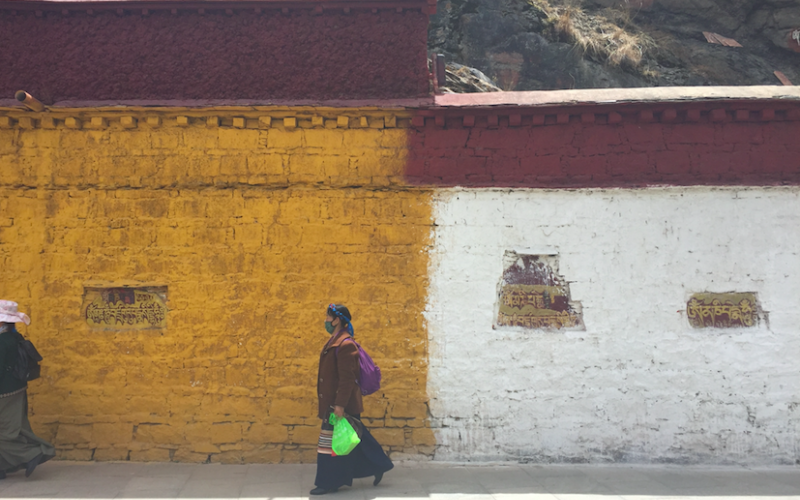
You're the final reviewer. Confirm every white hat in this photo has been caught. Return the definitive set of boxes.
[0,300,31,325]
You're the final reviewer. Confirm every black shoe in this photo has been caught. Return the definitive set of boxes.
[0,470,6,480]
[373,472,384,486]
[25,453,44,478]
[310,487,338,495]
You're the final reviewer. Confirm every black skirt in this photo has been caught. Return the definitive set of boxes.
[314,415,394,490]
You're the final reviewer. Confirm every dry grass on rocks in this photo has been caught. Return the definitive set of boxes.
[532,0,656,71]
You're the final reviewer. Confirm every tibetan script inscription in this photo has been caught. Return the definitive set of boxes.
[83,287,167,330]
[687,293,759,329]
[496,252,583,331]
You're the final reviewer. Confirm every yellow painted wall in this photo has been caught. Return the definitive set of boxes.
[0,108,434,463]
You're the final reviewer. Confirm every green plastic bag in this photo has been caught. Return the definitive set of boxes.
[329,413,361,456]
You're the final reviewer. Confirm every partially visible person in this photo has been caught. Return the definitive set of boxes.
[311,304,393,495]
[0,300,55,480]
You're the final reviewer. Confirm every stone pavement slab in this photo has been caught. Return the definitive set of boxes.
[0,461,798,500]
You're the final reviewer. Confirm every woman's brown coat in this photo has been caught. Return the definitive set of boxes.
[317,331,363,419]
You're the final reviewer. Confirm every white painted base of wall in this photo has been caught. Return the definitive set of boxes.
[426,187,800,465]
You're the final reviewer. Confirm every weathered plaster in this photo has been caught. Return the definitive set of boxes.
[0,108,434,462]
[426,187,800,465]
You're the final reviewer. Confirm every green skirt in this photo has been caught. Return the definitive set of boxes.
[0,389,55,472]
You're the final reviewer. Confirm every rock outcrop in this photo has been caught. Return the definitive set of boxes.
[429,0,800,91]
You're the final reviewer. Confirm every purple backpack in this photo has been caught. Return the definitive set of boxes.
[338,339,381,396]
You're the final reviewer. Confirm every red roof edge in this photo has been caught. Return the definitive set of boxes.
[0,97,437,109]
[3,87,800,111]
[0,0,436,13]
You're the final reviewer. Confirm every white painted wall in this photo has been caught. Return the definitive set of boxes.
[426,187,800,465]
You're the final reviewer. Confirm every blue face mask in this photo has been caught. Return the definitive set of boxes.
[325,321,335,334]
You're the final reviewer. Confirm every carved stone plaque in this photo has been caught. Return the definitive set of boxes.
[496,252,583,331]
[83,286,167,330]
[687,293,760,329]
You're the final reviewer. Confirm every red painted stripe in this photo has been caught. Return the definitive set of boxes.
[406,109,800,188]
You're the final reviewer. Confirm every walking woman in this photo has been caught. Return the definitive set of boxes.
[0,300,55,480]
[312,304,393,495]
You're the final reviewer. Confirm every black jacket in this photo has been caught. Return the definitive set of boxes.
[0,326,26,396]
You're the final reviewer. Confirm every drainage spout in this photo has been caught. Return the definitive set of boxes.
[15,91,45,112]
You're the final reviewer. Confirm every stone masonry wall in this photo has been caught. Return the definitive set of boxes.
[3,91,800,465]
[0,109,434,463]
[426,187,800,465]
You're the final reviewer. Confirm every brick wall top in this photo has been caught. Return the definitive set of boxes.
[409,86,800,130]
[0,6,431,102]
[408,87,800,188]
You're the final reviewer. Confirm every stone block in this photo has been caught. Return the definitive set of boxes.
[281,447,317,464]
[247,155,284,176]
[130,449,172,462]
[40,116,56,128]
[343,129,382,150]
[303,129,344,149]
[210,422,243,444]
[135,423,183,445]
[120,116,137,128]
[93,447,131,461]
[190,442,221,454]
[92,422,133,446]
[388,400,427,420]
[58,448,94,461]
[242,446,281,463]
[56,424,93,445]
[173,448,210,463]
[267,129,302,149]
[370,427,405,447]
[245,423,289,444]
[210,451,243,464]
[290,425,319,445]
[219,128,259,149]
[151,130,179,149]
[18,117,35,129]
[411,428,436,447]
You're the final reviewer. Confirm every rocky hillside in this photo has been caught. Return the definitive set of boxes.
[429,0,800,91]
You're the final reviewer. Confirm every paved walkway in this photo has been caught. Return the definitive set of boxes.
[0,461,799,500]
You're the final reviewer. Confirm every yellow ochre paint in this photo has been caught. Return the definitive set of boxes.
[0,107,435,463]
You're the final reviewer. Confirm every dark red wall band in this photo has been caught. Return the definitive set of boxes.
[407,106,800,187]
[0,10,430,101]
